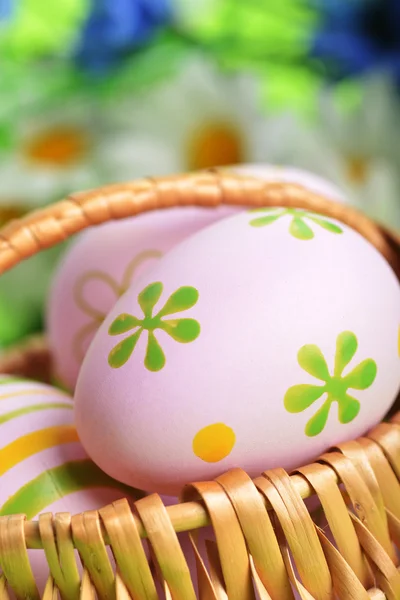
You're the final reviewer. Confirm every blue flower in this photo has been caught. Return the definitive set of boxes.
[0,0,13,20]
[75,0,172,74]
[311,0,400,84]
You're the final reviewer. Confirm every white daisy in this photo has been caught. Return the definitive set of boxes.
[0,93,101,208]
[287,76,400,230]
[98,53,323,181]
[0,90,99,343]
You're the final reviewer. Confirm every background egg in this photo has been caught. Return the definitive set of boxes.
[75,206,400,496]
[0,376,143,592]
[230,163,345,202]
[47,205,238,390]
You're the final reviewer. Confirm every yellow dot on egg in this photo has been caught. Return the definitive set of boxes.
[192,422,236,463]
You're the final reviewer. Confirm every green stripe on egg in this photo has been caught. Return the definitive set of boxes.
[0,402,72,425]
[0,460,141,519]
[0,376,29,385]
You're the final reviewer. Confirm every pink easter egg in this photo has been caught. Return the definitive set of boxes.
[47,206,239,390]
[75,205,400,496]
[0,376,143,593]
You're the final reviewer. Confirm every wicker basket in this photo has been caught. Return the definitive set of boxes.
[1,170,400,600]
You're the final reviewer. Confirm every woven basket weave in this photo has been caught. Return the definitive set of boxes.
[1,170,400,600]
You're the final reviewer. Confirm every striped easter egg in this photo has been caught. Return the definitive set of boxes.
[0,376,143,592]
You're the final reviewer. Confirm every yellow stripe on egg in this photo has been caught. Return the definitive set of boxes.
[0,388,70,402]
[0,425,79,476]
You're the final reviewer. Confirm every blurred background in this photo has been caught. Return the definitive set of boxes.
[0,0,399,347]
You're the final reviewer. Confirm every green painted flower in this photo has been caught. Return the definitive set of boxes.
[284,331,377,437]
[249,207,343,240]
[108,282,200,372]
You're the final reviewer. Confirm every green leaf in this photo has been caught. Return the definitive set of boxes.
[284,384,325,413]
[298,344,330,381]
[158,286,199,317]
[108,329,142,369]
[144,332,165,372]
[162,319,201,343]
[108,314,141,335]
[344,359,377,390]
[334,331,358,377]
[289,216,314,240]
[308,216,343,234]
[0,0,90,60]
[138,282,163,318]
[305,401,331,437]
[249,214,281,227]
[337,394,360,424]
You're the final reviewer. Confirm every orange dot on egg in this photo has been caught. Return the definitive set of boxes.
[192,422,236,463]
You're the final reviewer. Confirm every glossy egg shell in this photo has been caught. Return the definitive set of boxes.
[75,208,400,496]
[47,205,238,390]
[0,376,142,592]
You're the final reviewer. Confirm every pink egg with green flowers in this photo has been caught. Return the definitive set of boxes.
[75,207,400,495]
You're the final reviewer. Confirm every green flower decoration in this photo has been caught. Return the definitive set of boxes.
[284,331,377,437]
[249,208,343,240]
[108,282,200,372]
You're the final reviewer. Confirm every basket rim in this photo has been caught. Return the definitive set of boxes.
[1,169,400,552]
[0,168,399,278]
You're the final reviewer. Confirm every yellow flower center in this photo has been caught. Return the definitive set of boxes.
[188,123,243,170]
[24,127,87,166]
[346,156,370,184]
[192,422,236,463]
